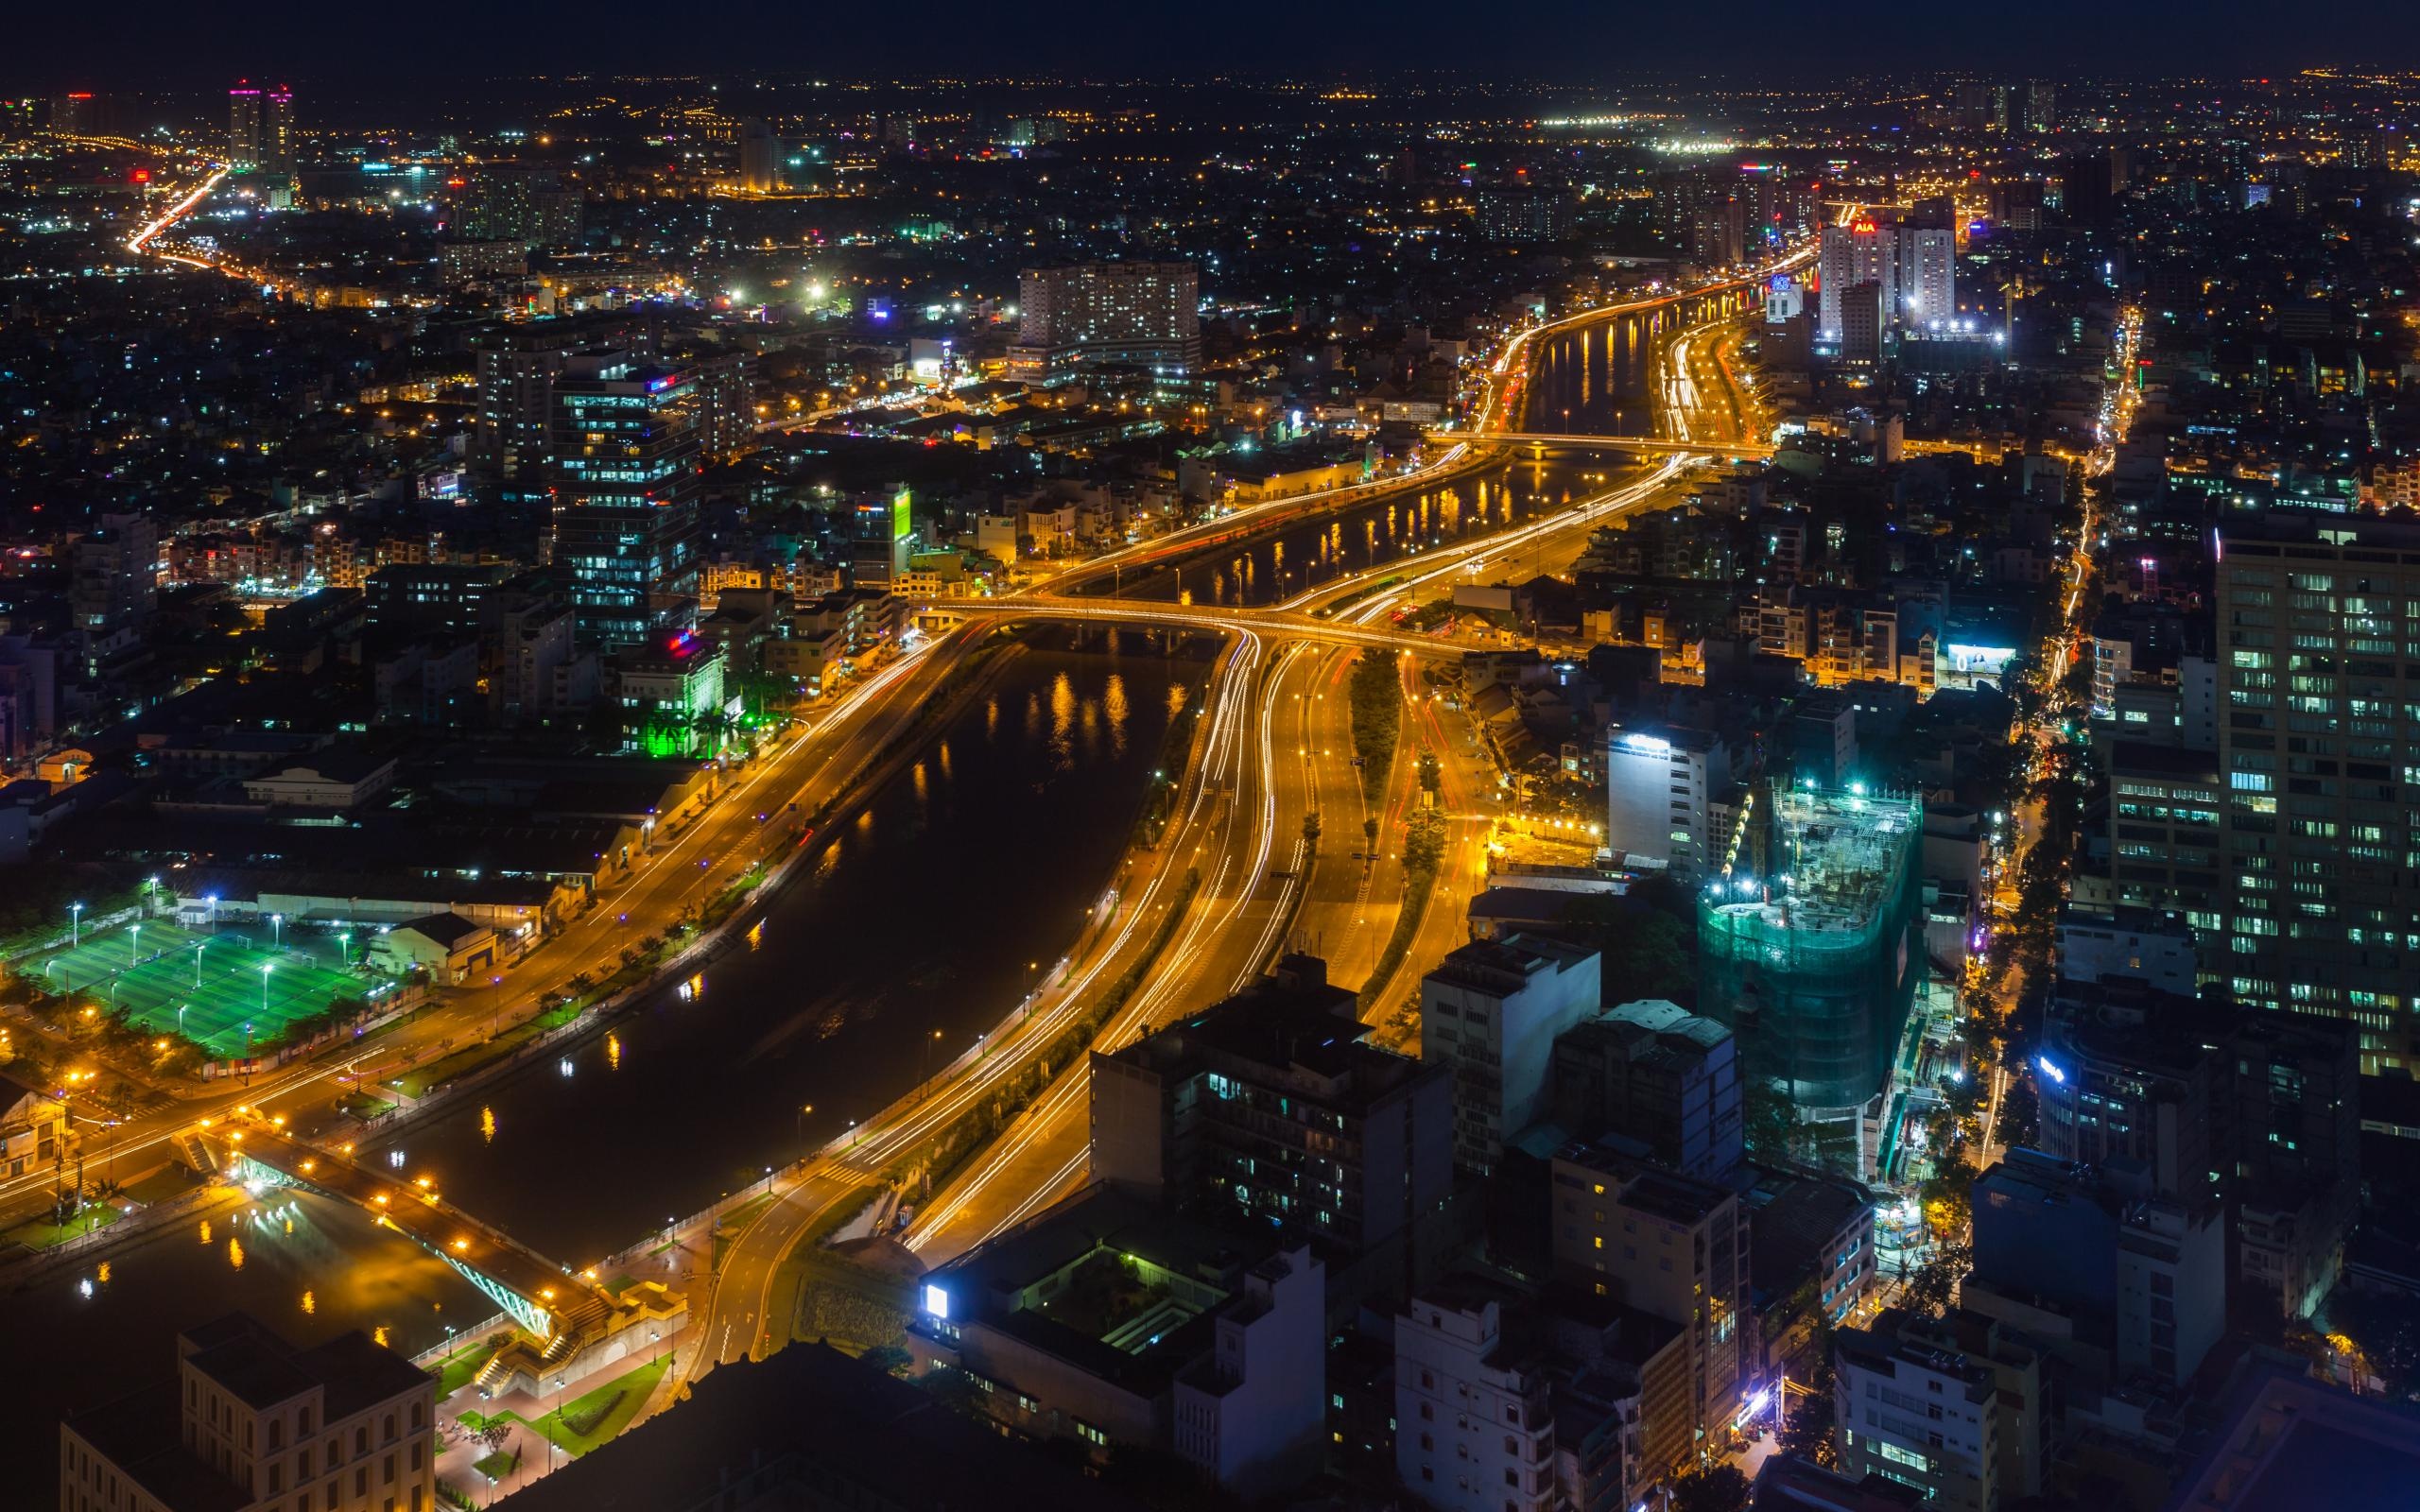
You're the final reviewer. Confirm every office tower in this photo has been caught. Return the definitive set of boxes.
[1549,1137,1745,1474]
[1765,275,1805,321]
[1833,1309,2044,1510]
[1090,955,1450,1253]
[738,117,778,193]
[50,92,106,135]
[264,86,294,172]
[1010,261,1201,380]
[60,1313,439,1512]
[472,314,648,478]
[2025,81,2059,132]
[70,512,159,632]
[1687,195,1746,268]
[1603,724,1733,883]
[1698,784,1923,1160]
[1817,220,1893,341]
[1548,999,1743,1181]
[228,81,262,167]
[2213,512,2420,1065]
[1788,696,1858,788]
[848,489,913,591]
[547,353,701,647]
[1421,936,1601,1174]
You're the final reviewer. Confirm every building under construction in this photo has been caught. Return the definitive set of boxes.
[1697,782,1924,1138]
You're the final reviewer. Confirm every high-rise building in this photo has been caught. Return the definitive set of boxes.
[1818,220,1894,341]
[848,489,914,591]
[738,118,778,193]
[1421,936,1602,1174]
[1698,784,1924,1160]
[1951,81,2007,132]
[227,82,262,167]
[547,353,701,647]
[1548,999,1743,1181]
[49,92,108,136]
[264,86,295,173]
[70,512,159,633]
[1687,196,1747,268]
[1393,1290,1561,1512]
[2224,1010,2359,1321]
[1602,724,1734,883]
[1549,1137,1746,1475]
[60,1312,438,1512]
[1832,1309,2044,1511]
[451,166,584,249]
[1089,954,1452,1255]
[1966,1149,2225,1387]
[2212,512,2420,1066]
[2024,81,2060,133]
[1897,226,1956,326]
[1010,261,1201,380]
[472,314,650,478]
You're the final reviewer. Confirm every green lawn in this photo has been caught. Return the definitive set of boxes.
[2,1202,122,1250]
[427,1337,503,1400]
[518,1357,670,1458]
[33,919,387,1059]
[472,1450,518,1482]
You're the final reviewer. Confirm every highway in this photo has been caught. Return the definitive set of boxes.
[895,302,1766,1264]
[0,629,989,1219]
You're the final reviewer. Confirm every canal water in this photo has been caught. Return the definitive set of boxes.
[1105,451,1620,609]
[4,626,1202,1491]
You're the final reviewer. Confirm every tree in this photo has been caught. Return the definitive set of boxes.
[1301,811,1322,850]
[1417,750,1442,798]
[1403,808,1447,876]
[1904,1243,1972,1317]
[1775,1354,1839,1468]
[859,1344,913,1377]
[1671,1463,1751,1512]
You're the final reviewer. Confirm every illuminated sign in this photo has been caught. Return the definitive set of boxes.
[1619,731,1673,757]
[923,1283,950,1319]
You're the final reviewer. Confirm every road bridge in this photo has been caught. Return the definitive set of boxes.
[921,595,1460,652]
[1433,430,1774,459]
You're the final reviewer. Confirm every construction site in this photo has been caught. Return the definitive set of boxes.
[1697,782,1926,1169]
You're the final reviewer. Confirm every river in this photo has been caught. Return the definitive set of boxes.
[5,626,1201,1492]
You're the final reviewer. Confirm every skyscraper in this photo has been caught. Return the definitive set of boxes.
[2025,81,2060,133]
[1817,219,1893,341]
[2212,511,2420,1070]
[264,86,295,173]
[548,354,701,647]
[227,82,262,167]
[738,118,778,194]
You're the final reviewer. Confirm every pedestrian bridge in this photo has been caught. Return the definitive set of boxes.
[222,1127,613,1348]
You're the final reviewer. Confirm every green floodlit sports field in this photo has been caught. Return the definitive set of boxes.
[33,919,384,1059]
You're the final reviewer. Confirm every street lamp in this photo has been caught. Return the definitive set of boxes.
[258,962,274,1013]
[270,914,283,949]
[194,940,208,986]
[70,902,83,949]
[337,931,351,967]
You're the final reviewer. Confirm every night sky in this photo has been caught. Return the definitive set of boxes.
[9,0,2420,92]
